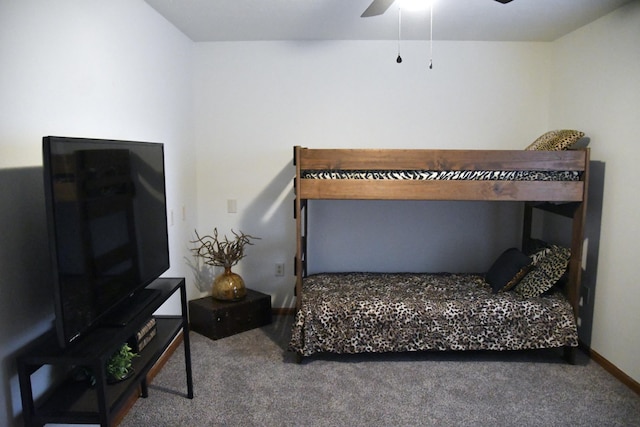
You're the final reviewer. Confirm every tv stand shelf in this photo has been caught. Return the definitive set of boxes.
[17,277,193,427]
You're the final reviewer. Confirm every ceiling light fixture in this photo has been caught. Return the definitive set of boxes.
[397,0,433,13]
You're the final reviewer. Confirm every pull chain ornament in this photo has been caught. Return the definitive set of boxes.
[396,6,402,63]
[428,1,433,69]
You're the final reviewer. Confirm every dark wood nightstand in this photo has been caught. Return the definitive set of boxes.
[189,289,272,340]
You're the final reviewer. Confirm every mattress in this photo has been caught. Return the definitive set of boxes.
[289,272,578,357]
[301,170,582,181]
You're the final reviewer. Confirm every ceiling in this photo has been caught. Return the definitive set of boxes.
[144,0,630,42]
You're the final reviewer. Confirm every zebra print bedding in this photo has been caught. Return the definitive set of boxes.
[289,272,578,357]
[300,170,581,181]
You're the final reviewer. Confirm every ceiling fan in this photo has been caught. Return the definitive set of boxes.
[362,0,513,66]
[361,0,513,18]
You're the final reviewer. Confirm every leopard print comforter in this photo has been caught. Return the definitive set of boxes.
[289,273,578,357]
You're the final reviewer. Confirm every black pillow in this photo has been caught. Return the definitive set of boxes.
[485,248,533,293]
[523,238,550,256]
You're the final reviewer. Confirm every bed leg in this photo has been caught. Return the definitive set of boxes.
[295,352,303,364]
[563,346,576,365]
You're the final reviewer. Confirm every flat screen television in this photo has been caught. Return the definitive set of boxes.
[42,136,170,348]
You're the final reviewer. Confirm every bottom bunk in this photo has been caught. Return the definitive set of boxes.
[289,272,578,358]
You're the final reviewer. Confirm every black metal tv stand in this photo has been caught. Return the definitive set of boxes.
[101,288,162,327]
[17,277,193,427]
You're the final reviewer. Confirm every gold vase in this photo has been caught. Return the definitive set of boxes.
[212,267,246,301]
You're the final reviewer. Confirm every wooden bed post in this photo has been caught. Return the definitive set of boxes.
[294,146,304,311]
[293,146,307,362]
[568,148,590,320]
[521,203,534,253]
[520,148,589,364]
[561,148,590,364]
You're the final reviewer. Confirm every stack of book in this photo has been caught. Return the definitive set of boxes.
[130,317,157,353]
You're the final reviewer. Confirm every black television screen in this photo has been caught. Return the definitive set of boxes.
[43,136,170,347]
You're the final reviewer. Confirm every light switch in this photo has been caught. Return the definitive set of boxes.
[227,199,237,213]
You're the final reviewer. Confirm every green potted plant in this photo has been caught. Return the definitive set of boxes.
[106,343,138,383]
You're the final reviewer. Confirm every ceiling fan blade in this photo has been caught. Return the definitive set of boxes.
[361,0,396,17]
[494,0,514,3]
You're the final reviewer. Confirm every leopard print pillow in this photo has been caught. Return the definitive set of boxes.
[525,129,585,151]
[530,246,552,264]
[525,131,559,150]
[515,245,571,298]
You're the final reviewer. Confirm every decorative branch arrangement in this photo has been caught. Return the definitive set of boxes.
[191,228,260,269]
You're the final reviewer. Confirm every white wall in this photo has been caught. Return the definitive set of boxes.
[193,9,640,386]
[194,40,551,308]
[550,1,640,383]
[0,1,195,425]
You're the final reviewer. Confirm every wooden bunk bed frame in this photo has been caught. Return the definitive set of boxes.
[293,145,590,361]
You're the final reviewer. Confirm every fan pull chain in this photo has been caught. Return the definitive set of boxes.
[397,6,402,63]
[428,1,433,69]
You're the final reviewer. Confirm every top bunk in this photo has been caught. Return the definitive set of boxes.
[293,146,589,203]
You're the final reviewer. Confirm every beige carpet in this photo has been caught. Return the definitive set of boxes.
[120,315,640,426]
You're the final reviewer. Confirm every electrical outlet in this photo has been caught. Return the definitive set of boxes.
[275,263,285,277]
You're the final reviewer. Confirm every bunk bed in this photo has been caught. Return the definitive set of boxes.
[289,139,589,363]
